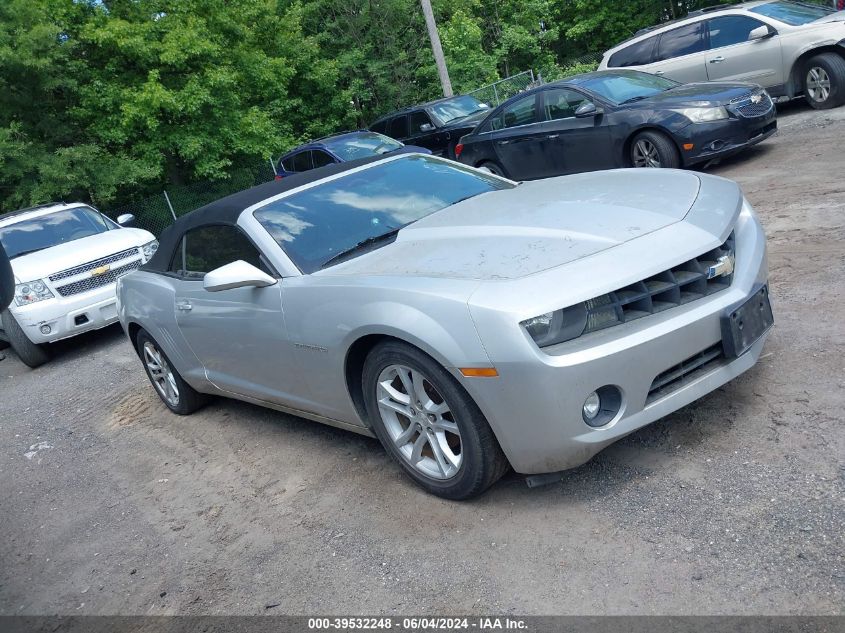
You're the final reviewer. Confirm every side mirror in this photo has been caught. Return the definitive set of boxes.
[203,260,277,292]
[575,102,603,118]
[748,25,776,40]
[116,213,136,227]
[0,242,13,311]
[419,123,435,132]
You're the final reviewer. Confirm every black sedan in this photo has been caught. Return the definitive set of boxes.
[455,70,777,179]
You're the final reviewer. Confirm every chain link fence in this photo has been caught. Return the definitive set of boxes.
[105,159,275,237]
[466,70,538,107]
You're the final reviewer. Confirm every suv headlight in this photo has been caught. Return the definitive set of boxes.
[15,280,54,306]
[141,239,159,260]
[521,304,588,348]
[673,106,729,123]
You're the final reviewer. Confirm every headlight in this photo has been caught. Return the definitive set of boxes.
[521,304,588,347]
[141,240,159,260]
[15,280,54,306]
[673,106,729,123]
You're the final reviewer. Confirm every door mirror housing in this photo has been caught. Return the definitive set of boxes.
[748,25,776,40]
[575,102,603,118]
[116,213,136,227]
[419,123,435,132]
[203,260,277,292]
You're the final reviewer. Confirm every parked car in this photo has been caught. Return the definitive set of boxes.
[117,153,772,499]
[0,203,157,367]
[275,130,430,178]
[369,95,491,158]
[456,69,776,179]
[599,0,845,110]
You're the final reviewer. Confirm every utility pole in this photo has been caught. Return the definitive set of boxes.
[420,0,453,97]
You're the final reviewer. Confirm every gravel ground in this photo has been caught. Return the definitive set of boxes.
[1,101,843,616]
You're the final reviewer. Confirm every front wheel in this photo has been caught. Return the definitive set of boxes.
[1,309,49,368]
[136,329,208,415]
[630,131,680,169]
[362,341,509,499]
[804,53,845,110]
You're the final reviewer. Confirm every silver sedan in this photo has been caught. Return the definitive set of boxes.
[116,154,772,499]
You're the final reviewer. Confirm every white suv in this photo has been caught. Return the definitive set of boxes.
[600,1,845,109]
[0,203,156,367]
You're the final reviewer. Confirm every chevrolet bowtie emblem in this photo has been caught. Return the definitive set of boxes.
[751,94,762,104]
[707,254,735,279]
[91,264,111,277]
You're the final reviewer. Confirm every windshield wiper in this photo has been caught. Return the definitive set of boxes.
[10,247,46,259]
[320,226,403,269]
[620,95,649,104]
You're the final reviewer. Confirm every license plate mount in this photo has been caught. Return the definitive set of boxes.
[721,284,773,359]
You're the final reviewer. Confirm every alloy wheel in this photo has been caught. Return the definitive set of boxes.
[376,364,462,480]
[632,139,661,168]
[143,341,180,407]
[806,67,831,103]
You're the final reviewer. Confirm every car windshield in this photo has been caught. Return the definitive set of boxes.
[577,72,680,105]
[0,206,114,259]
[749,1,836,25]
[324,132,404,161]
[253,155,513,273]
[428,96,490,124]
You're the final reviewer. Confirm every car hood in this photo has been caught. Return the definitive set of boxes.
[322,169,702,281]
[11,228,153,282]
[630,82,760,108]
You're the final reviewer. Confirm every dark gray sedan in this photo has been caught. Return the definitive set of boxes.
[455,70,777,179]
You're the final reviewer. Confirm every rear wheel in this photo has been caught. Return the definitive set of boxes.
[804,53,845,110]
[477,161,505,177]
[362,341,509,499]
[136,329,208,415]
[1,309,49,368]
[630,131,680,169]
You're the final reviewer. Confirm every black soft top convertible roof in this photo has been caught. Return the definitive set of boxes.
[143,154,388,273]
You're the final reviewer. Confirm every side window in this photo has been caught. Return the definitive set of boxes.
[292,151,313,172]
[386,115,410,139]
[657,22,706,60]
[707,16,766,49]
[311,150,335,168]
[608,35,658,67]
[169,225,264,279]
[543,89,590,121]
[281,156,295,172]
[370,119,388,134]
[492,95,537,130]
[409,110,433,133]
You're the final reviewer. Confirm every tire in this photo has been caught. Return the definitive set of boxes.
[630,130,681,169]
[0,309,49,368]
[362,340,509,500]
[477,161,506,177]
[803,53,845,110]
[135,329,208,415]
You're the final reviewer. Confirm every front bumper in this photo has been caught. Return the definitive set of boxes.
[680,109,777,166]
[3,283,121,344]
[463,201,769,474]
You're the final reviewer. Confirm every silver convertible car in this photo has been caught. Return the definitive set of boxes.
[117,154,772,499]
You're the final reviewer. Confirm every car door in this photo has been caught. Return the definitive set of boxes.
[648,21,709,83]
[386,114,411,143]
[490,93,545,180]
[169,224,308,407]
[704,15,783,86]
[536,88,614,176]
[406,110,442,154]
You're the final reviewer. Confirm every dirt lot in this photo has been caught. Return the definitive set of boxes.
[1,101,843,616]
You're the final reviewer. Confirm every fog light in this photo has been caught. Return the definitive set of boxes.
[40,325,51,335]
[583,392,601,421]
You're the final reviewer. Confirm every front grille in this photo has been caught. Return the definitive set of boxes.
[646,343,725,404]
[732,92,773,118]
[582,232,735,335]
[55,260,142,297]
[49,247,141,282]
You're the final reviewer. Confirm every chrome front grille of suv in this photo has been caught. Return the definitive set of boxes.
[49,247,141,282]
[54,260,142,297]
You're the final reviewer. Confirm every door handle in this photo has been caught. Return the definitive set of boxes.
[709,56,725,64]
[176,300,193,312]
[546,134,560,139]
[497,140,511,145]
